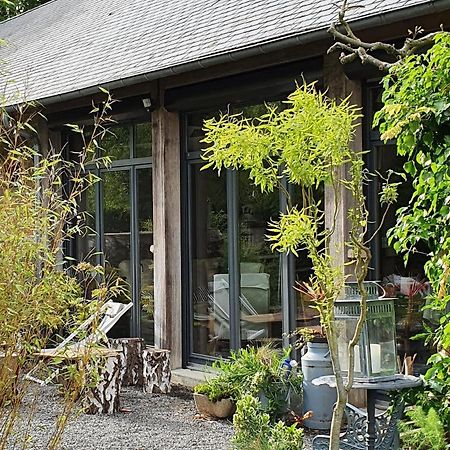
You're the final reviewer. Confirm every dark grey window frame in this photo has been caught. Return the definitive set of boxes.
[85,122,152,338]
[363,81,389,281]
[181,115,298,366]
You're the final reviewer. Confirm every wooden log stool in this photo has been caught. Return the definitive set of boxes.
[142,347,171,394]
[79,348,123,415]
[31,346,123,414]
[108,338,145,386]
[108,338,171,393]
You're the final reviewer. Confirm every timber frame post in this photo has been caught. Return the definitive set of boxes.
[152,107,182,369]
[324,53,368,410]
[324,53,363,277]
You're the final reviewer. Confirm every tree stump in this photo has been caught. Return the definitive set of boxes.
[109,338,145,387]
[142,348,171,394]
[83,350,122,414]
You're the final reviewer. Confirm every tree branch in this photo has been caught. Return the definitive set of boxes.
[328,1,441,71]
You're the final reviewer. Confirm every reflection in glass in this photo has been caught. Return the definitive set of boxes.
[375,143,432,368]
[102,126,130,160]
[291,185,322,333]
[238,172,281,344]
[138,168,154,344]
[190,165,229,357]
[135,123,152,158]
[103,170,132,338]
[77,186,97,263]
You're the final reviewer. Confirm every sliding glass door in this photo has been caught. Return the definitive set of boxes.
[183,107,315,363]
[77,123,154,343]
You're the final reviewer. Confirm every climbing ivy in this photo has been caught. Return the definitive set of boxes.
[374,32,450,353]
[374,32,450,441]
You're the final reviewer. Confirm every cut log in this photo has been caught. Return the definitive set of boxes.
[142,348,171,394]
[83,351,122,414]
[108,338,145,386]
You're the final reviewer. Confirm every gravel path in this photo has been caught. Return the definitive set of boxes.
[6,385,233,450]
[5,385,315,450]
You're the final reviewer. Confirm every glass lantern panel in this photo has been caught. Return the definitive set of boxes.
[366,315,397,376]
[335,318,364,378]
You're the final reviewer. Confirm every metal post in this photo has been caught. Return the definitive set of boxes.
[227,169,241,351]
[280,178,296,350]
[366,389,377,450]
[95,173,104,267]
[130,165,141,337]
[365,87,381,281]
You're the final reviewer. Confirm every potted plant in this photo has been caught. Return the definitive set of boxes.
[193,377,237,418]
[193,345,303,420]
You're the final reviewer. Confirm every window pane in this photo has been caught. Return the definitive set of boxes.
[186,112,217,153]
[137,168,154,344]
[103,126,130,160]
[77,185,97,264]
[190,164,229,357]
[375,144,432,369]
[135,123,152,158]
[103,170,132,338]
[238,171,282,345]
[291,185,322,334]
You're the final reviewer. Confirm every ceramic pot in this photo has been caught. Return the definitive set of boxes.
[193,393,235,418]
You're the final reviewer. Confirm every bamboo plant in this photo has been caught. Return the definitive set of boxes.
[0,91,126,449]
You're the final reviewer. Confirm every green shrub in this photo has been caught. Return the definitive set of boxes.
[194,376,237,402]
[0,93,125,449]
[195,345,302,418]
[397,353,450,442]
[399,407,448,450]
[232,394,303,450]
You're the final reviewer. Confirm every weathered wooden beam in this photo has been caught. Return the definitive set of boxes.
[323,53,363,278]
[152,108,182,369]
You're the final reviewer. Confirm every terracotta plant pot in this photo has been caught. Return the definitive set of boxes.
[193,393,235,418]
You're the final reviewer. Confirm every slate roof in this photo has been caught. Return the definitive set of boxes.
[0,0,442,104]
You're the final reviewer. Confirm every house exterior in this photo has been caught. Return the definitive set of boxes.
[0,0,448,372]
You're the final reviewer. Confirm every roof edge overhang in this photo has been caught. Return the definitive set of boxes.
[14,0,450,108]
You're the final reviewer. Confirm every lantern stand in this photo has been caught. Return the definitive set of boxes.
[311,374,421,450]
[310,281,422,450]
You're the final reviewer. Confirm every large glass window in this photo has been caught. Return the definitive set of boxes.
[366,85,432,370]
[137,167,154,344]
[184,105,316,362]
[76,123,153,343]
[190,164,229,357]
[103,170,132,338]
[238,172,282,344]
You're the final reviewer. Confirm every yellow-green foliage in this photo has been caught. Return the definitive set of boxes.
[202,82,399,450]
[0,187,83,341]
[0,94,125,449]
[203,83,359,192]
[202,83,364,318]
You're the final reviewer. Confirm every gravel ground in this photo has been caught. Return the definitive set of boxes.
[5,385,315,450]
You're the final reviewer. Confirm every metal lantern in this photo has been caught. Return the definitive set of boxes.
[334,282,398,381]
